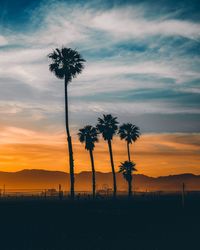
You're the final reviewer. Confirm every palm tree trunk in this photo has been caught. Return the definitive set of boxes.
[89,149,96,199]
[64,77,75,199]
[108,140,117,198]
[127,142,131,161]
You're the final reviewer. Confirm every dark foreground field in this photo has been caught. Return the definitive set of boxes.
[0,195,199,250]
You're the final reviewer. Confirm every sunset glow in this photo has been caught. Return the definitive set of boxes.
[0,126,199,176]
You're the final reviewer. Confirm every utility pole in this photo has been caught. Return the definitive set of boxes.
[182,182,185,208]
[59,184,63,200]
[3,184,5,197]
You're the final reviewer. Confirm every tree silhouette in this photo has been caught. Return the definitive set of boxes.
[119,161,137,197]
[78,125,99,199]
[48,47,85,199]
[118,123,140,161]
[96,114,118,198]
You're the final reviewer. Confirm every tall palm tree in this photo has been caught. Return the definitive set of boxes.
[96,114,118,197]
[48,47,85,199]
[78,125,99,199]
[118,123,140,161]
[119,161,137,197]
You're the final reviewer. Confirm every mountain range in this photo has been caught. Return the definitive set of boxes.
[0,169,199,192]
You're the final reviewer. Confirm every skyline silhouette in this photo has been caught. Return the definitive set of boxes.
[0,169,200,192]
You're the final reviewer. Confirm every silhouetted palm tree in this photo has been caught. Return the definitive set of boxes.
[78,125,99,199]
[96,114,118,197]
[48,47,85,199]
[118,123,140,161]
[119,161,137,197]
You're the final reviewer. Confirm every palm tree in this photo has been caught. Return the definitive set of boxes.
[118,123,140,161]
[96,114,118,197]
[119,161,137,197]
[78,125,98,199]
[48,47,85,199]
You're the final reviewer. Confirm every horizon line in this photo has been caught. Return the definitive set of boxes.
[0,168,199,178]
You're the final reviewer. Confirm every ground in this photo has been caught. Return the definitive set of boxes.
[0,194,199,250]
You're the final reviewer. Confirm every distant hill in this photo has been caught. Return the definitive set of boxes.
[0,169,200,192]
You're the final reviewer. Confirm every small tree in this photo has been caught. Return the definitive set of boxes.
[119,161,137,197]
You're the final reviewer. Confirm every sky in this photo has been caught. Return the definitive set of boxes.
[0,0,200,176]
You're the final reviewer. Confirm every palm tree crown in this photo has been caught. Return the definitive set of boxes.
[78,125,99,151]
[96,114,118,141]
[118,123,140,144]
[48,47,85,82]
[119,161,137,182]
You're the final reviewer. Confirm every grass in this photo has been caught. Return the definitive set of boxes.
[0,194,199,250]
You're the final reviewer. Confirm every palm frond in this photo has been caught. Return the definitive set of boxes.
[48,47,85,82]
[78,125,99,151]
[118,123,140,143]
[118,161,137,182]
[96,114,118,141]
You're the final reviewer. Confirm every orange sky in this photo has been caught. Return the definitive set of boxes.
[0,126,199,176]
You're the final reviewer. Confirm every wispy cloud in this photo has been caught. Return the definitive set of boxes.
[0,0,200,135]
[91,7,200,40]
[0,35,8,46]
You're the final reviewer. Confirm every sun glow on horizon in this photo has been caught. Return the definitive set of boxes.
[0,126,199,177]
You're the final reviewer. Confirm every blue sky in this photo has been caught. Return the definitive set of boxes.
[0,0,200,134]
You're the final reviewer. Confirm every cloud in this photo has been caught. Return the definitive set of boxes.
[0,0,200,135]
[0,125,65,145]
[91,7,200,40]
[0,35,8,46]
[80,59,200,85]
